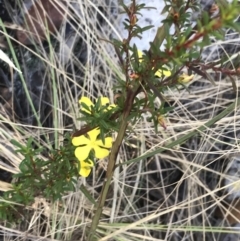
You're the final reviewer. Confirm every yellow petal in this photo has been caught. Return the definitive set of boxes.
[107,104,116,110]
[100,97,110,106]
[79,97,93,106]
[79,159,94,177]
[72,135,90,146]
[79,97,93,113]
[75,146,91,161]
[93,146,110,159]
[155,69,171,78]
[137,50,143,62]
[95,137,113,148]
[87,128,100,142]
[177,73,194,84]
[79,168,91,177]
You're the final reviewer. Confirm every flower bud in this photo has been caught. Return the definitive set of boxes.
[158,115,167,130]
[177,73,194,84]
[130,14,137,26]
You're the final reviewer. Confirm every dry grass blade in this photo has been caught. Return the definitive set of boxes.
[1,0,240,241]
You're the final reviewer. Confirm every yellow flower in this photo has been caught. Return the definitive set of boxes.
[177,73,194,84]
[79,96,116,114]
[72,128,113,160]
[79,159,94,177]
[137,50,171,78]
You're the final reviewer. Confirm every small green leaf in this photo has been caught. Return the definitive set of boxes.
[80,184,96,205]
[10,139,25,149]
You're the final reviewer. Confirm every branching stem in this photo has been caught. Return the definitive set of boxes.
[87,85,141,241]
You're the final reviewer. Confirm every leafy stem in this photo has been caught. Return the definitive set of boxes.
[87,85,141,241]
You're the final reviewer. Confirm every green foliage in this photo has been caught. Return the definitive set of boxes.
[79,98,119,134]
[108,0,240,135]
[0,135,79,221]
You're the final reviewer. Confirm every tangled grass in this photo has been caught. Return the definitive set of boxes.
[0,0,240,240]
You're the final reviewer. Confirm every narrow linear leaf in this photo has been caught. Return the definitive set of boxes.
[80,184,96,205]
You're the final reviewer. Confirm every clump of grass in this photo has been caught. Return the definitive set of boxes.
[1,0,240,241]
